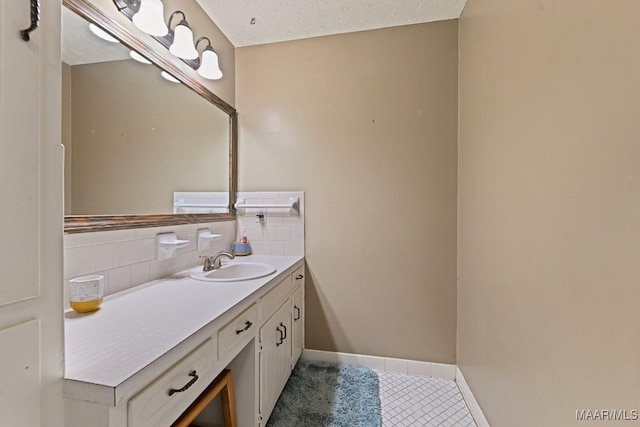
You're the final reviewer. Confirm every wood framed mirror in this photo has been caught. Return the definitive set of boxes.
[62,0,237,233]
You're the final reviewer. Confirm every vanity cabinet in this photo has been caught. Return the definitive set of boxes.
[64,256,305,427]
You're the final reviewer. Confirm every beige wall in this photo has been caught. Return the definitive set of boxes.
[66,59,229,215]
[237,22,458,362]
[458,1,640,426]
[81,0,235,106]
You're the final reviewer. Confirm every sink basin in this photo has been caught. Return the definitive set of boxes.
[189,262,277,282]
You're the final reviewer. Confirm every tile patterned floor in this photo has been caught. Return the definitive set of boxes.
[378,371,477,427]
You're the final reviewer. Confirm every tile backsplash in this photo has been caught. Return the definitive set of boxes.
[62,191,304,308]
[63,221,235,306]
[235,191,305,256]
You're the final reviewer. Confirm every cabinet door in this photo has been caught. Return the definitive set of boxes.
[259,301,292,425]
[291,285,304,366]
[0,1,64,426]
[276,309,292,392]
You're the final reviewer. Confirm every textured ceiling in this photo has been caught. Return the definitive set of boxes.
[62,7,130,65]
[196,0,468,47]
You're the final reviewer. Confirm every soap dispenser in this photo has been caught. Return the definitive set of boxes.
[232,234,251,256]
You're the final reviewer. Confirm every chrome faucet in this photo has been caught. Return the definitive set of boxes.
[200,251,235,271]
[212,251,235,269]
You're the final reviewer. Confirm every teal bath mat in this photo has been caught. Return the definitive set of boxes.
[266,360,381,427]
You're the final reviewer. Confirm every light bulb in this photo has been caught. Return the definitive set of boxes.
[169,22,198,60]
[198,48,223,80]
[132,0,168,36]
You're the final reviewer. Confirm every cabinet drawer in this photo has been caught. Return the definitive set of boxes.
[218,303,258,360]
[128,339,216,427]
[291,265,305,291]
[260,276,291,322]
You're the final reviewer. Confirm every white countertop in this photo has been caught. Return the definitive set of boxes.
[64,255,303,394]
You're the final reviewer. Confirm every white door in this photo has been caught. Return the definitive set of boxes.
[0,0,64,426]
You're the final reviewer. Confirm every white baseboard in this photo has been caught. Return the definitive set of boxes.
[301,349,456,380]
[456,367,491,427]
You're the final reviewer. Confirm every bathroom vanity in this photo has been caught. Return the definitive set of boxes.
[64,255,305,427]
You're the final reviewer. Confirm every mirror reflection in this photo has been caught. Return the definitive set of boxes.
[61,7,229,216]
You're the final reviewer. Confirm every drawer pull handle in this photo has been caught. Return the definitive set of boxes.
[276,327,284,346]
[168,370,198,396]
[235,321,253,334]
[294,305,301,321]
[280,322,287,340]
[295,274,304,280]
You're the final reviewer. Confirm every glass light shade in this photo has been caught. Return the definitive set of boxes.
[198,48,223,80]
[89,24,119,43]
[132,0,168,36]
[160,71,180,83]
[169,23,198,59]
[129,50,152,64]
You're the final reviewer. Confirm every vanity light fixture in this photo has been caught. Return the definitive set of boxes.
[113,0,223,80]
[129,50,152,64]
[167,12,198,60]
[89,23,120,43]
[131,0,168,36]
[195,37,223,80]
